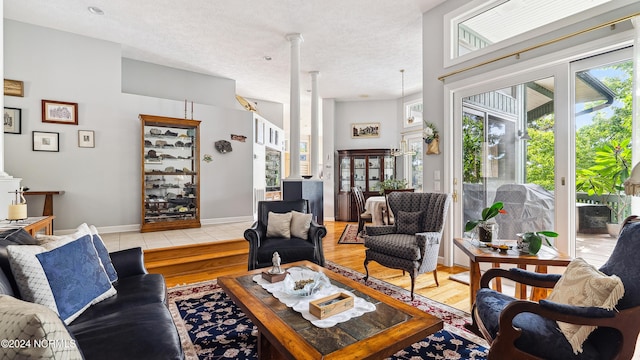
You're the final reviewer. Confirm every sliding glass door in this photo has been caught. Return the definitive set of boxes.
[459,78,557,244]
[572,48,633,267]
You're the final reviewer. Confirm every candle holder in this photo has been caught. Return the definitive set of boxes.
[7,187,27,222]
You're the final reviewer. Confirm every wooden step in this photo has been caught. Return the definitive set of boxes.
[144,239,249,279]
[144,239,247,262]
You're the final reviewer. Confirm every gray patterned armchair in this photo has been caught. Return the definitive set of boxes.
[363,192,451,299]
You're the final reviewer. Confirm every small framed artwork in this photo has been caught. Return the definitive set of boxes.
[4,79,24,97]
[78,130,95,148]
[4,107,21,134]
[42,99,78,125]
[33,131,59,152]
[351,122,380,138]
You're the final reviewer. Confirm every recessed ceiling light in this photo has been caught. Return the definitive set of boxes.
[359,94,369,98]
[88,6,104,15]
[263,56,272,61]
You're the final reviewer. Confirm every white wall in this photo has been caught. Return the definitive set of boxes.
[4,20,254,232]
[334,99,399,151]
[122,59,236,109]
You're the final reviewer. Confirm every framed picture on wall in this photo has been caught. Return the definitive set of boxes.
[4,79,24,97]
[42,99,78,125]
[33,131,59,152]
[4,107,21,134]
[78,130,95,148]
[351,122,380,138]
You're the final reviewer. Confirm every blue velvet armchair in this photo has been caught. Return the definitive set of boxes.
[468,215,640,360]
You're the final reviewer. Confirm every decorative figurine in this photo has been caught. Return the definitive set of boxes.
[269,252,284,274]
[261,251,287,283]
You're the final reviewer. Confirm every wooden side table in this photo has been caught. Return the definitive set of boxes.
[454,238,572,306]
[1,216,55,236]
[23,191,64,216]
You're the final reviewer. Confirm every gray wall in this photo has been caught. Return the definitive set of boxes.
[4,20,253,232]
[334,99,398,151]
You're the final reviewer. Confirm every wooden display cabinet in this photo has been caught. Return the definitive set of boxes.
[336,149,396,221]
[140,114,201,232]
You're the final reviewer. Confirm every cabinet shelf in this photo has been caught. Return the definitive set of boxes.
[336,149,396,222]
[140,114,201,232]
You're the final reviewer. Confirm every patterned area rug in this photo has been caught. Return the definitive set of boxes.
[168,262,489,360]
[337,223,365,244]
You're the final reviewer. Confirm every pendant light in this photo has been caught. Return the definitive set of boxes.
[391,70,416,157]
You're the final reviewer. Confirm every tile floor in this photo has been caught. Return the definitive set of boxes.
[101,221,254,252]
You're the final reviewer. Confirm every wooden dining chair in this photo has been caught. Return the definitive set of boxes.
[352,187,372,235]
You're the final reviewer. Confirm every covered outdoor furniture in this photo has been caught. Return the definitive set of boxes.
[352,187,373,234]
[493,183,554,240]
[363,192,451,299]
[468,215,640,360]
[245,199,327,270]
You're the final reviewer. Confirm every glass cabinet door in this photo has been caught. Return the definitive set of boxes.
[368,156,381,191]
[353,156,367,190]
[383,156,395,181]
[340,157,352,192]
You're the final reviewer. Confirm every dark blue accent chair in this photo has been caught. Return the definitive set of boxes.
[468,215,640,360]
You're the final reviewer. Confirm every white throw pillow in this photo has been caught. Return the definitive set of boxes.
[290,211,313,239]
[266,212,292,239]
[0,295,83,359]
[7,233,117,324]
[546,258,624,354]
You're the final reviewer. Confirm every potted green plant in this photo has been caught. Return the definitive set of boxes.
[465,202,506,243]
[374,178,408,195]
[576,139,631,236]
[518,231,559,255]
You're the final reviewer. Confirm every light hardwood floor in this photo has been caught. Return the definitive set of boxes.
[154,221,472,313]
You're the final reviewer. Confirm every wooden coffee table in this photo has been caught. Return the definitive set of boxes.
[218,260,443,360]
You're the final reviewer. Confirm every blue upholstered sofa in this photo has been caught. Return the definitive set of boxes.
[0,227,183,360]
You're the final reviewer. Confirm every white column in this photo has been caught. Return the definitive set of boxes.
[0,9,22,220]
[310,71,320,178]
[286,33,303,179]
[631,17,640,214]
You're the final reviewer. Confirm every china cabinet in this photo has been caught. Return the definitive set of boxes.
[336,149,396,221]
[140,114,201,232]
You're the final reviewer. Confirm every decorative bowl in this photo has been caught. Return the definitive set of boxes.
[282,268,330,297]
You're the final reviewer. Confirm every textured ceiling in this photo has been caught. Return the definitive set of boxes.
[4,0,444,112]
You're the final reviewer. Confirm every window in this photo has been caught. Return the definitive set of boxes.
[445,0,615,66]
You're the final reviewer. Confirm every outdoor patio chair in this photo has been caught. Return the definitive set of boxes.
[363,192,451,299]
[468,215,640,360]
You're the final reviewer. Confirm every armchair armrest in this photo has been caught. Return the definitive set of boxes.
[538,299,616,319]
[244,221,263,270]
[416,232,441,245]
[109,247,148,278]
[365,225,396,236]
[480,268,561,289]
[308,220,327,244]
[491,300,636,358]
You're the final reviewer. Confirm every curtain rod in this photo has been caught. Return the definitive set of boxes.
[438,11,640,82]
